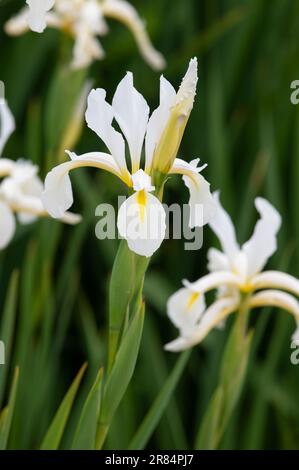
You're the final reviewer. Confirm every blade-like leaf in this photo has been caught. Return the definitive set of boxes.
[129,350,190,450]
[72,368,103,450]
[0,367,19,450]
[40,363,87,450]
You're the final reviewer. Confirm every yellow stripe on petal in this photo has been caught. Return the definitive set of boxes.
[187,292,200,310]
[137,189,147,223]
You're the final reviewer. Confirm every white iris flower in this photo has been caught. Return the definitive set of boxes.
[0,98,81,249]
[42,59,216,258]
[5,0,165,71]
[165,193,299,351]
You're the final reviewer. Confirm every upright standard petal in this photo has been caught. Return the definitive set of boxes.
[101,0,166,71]
[112,72,149,173]
[242,197,281,276]
[0,98,16,156]
[0,201,16,249]
[208,192,240,262]
[169,158,215,227]
[85,89,129,180]
[145,76,176,173]
[117,189,166,257]
[42,151,123,218]
[26,0,55,33]
[150,58,198,175]
[167,287,206,337]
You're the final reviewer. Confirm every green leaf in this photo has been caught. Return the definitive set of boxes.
[72,368,103,450]
[0,271,19,407]
[97,302,145,449]
[129,350,190,450]
[0,367,19,450]
[40,363,87,450]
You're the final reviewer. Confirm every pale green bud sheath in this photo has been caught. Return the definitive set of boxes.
[150,58,198,190]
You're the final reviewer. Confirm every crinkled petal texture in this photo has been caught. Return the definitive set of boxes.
[242,197,281,277]
[167,287,205,337]
[0,99,16,156]
[26,0,55,33]
[169,158,216,227]
[42,151,122,218]
[117,190,166,257]
[0,201,16,249]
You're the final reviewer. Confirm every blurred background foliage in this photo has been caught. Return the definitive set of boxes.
[0,0,299,449]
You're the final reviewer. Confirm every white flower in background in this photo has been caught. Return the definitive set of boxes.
[5,0,165,70]
[42,58,216,258]
[165,193,299,351]
[0,98,81,249]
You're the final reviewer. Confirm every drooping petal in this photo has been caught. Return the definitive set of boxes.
[85,89,128,178]
[251,270,299,297]
[0,201,16,249]
[117,190,166,257]
[184,271,240,295]
[112,72,149,173]
[250,290,299,318]
[26,0,55,33]
[149,58,198,174]
[167,287,206,337]
[42,151,124,218]
[165,296,238,352]
[0,98,16,156]
[145,76,176,173]
[71,28,105,69]
[101,0,166,71]
[242,197,281,276]
[208,191,239,262]
[5,8,30,36]
[169,158,216,226]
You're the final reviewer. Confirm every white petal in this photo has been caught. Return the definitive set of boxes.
[292,322,299,345]
[145,76,176,173]
[85,89,128,176]
[185,270,240,295]
[117,190,166,257]
[71,29,104,69]
[207,248,230,272]
[112,72,149,173]
[167,287,206,336]
[169,158,216,226]
[251,270,299,297]
[26,0,55,33]
[101,0,166,70]
[5,8,30,36]
[42,151,123,218]
[131,169,154,192]
[208,191,239,261]
[0,99,16,156]
[165,296,238,352]
[0,159,15,177]
[0,201,16,249]
[242,198,281,276]
[250,290,299,317]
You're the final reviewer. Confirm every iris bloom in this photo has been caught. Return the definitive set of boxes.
[0,98,81,249]
[5,0,165,70]
[42,58,216,258]
[165,193,299,351]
